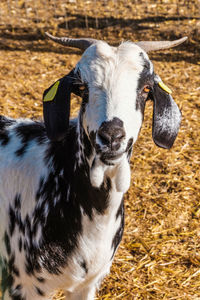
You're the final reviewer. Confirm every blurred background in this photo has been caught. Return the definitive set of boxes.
[0,1,200,299]
[0,0,200,49]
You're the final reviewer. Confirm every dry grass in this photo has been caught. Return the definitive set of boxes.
[0,0,200,299]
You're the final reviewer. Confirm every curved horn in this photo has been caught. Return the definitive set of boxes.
[136,36,188,52]
[45,32,97,51]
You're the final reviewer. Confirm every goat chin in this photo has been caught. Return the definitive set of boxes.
[90,155,131,193]
[115,156,131,193]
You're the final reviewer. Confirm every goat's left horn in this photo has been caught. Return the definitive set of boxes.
[45,32,97,51]
[136,36,188,52]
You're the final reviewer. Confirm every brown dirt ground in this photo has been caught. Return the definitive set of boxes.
[0,1,200,299]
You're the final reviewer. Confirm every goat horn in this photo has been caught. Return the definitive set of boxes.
[136,36,188,52]
[45,32,97,51]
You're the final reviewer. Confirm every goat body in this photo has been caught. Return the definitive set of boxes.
[0,37,184,299]
[0,116,124,300]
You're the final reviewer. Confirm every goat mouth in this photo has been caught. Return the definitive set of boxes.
[100,152,124,165]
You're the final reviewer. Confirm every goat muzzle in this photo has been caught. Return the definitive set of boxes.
[97,118,125,153]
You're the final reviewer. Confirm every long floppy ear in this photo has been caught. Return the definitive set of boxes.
[43,70,76,141]
[150,79,182,149]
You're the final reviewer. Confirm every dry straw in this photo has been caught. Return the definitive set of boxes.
[0,0,200,299]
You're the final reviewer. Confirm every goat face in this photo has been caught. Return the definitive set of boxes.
[43,36,184,190]
[76,41,154,165]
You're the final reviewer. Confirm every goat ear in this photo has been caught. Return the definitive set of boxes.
[150,82,182,149]
[43,70,76,141]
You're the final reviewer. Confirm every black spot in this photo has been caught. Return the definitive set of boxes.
[14,194,21,210]
[15,145,27,157]
[36,177,45,201]
[8,206,16,236]
[0,257,13,295]
[12,265,20,277]
[35,286,45,296]
[8,254,14,269]
[16,122,46,144]
[111,223,124,260]
[111,201,124,259]
[32,221,38,237]
[4,231,11,255]
[80,260,88,274]
[8,253,20,277]
[11,295,25,300]
[10,261,20,277]
[36,277,45,283]
[15,284,22,291]
[18,237,22,252]
[0,116,15,146]
[0,115,15,130]
[18,218,25,235]
[126,138,133,161]
[136,53,154,114]
[15,122,47,157]
[24,215,31,236]
[116,198,124,220]
[24,248,41,276]
[25,259,34,275]
[0,131,10,146]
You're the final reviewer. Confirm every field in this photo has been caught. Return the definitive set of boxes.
[0,0,200,299]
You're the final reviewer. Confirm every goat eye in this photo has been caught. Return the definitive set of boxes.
[143,85,151,93]
[79,85,85,91]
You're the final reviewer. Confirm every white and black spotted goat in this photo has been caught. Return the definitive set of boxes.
[0,34,187,300]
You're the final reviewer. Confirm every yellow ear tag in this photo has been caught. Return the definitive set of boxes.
[43,81,60,102]
[158,81,172,94]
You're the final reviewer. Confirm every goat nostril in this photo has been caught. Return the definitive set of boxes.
[98,131,111,146]
[98,127,125,150]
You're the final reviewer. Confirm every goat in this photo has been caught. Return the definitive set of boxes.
[0,34,187,300]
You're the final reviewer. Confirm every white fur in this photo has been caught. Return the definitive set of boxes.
[90,157,106,188]
[114,155,131,193]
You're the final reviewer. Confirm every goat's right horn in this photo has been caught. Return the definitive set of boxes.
[45,32,97,51]
[136,36,188,52]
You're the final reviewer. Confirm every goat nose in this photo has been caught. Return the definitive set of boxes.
[98,120,125,151]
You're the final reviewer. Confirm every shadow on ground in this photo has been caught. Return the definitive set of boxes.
[0,13,199,64]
